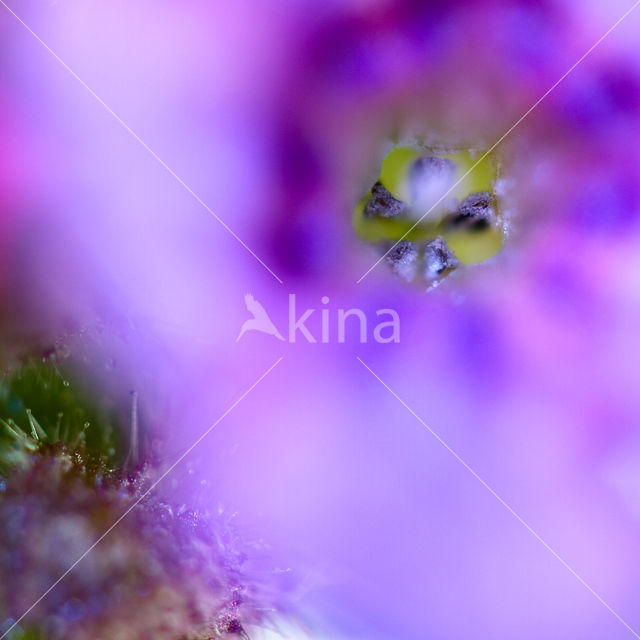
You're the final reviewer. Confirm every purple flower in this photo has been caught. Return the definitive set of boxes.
[1,0,640,638]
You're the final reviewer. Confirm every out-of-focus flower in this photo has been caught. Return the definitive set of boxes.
[0,0,639,638]
[0,452,284,639]
[0,359,293,639]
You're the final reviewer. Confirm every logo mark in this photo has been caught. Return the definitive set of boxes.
[236,293,285,342]
[237,294,400,344]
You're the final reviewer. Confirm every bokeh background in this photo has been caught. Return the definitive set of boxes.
[1,0,640,638]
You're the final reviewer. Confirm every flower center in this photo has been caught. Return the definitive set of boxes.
[354,145,505,287]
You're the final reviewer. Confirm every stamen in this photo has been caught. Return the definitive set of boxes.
[364,181,408,219]
[423,237,460,281]
[385,241,419,281]
[446,191,496,231]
